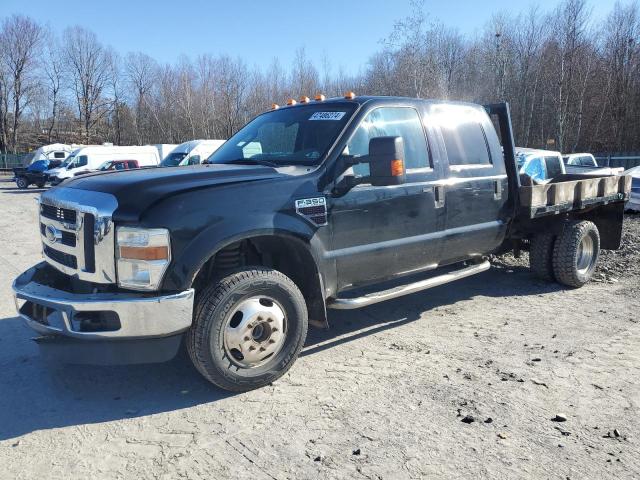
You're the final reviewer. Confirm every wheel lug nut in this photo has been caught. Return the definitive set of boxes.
[267,318,273,323]
[244,336,251,341]
[268,339,276,344]
[248,346,256,351]
[259,347,266,352]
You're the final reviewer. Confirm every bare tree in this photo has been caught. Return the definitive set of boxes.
[42,31,64,143]
[126,51,157,143]
[62,26,112,143]
[0,15,44,152]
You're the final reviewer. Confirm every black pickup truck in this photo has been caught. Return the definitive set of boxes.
[13,96,631,392]
[13,159,63,189]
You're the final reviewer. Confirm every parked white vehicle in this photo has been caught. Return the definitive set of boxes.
[562,152,624,176]
[160,140,225,167]
[47,145,161,185]
[29,143,75,164]
[153,144,178,161]
[625,166,640,212]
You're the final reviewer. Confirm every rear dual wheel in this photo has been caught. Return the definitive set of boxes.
[529,220,600,288]
[187,267,308,392]
[552,220,600,287]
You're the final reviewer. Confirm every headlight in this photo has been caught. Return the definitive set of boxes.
[116,227,171,291]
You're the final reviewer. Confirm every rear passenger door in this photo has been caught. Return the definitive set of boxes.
[428,104,509,264]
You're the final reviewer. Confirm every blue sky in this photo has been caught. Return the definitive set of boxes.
[2,0,619,74]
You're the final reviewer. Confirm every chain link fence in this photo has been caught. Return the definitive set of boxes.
[0,153,32,172]
[594,153,640,171]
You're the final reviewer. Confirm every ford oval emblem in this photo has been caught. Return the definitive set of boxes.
[45,225,62,244]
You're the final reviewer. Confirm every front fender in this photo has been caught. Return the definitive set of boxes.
[161,212,329,291]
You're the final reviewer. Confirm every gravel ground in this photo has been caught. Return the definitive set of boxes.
[0,181,639,479]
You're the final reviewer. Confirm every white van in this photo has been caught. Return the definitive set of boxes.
[47,145,160,185]
[29,143,75,164]
[160,140,225,167]
[153,144,178,161]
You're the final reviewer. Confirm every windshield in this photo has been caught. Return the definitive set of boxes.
[98,161,114,171]
[62,155,75,168]
[161,152,188,167]
[207,103,357,166]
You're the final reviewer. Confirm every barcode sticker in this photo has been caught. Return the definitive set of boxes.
[309,112,346,121]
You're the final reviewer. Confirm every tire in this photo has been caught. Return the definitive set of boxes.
[36,182,46,189]
[15,177,29,189]
[187,267,308,392]
[552,220,600,288]
[529,232,556,281]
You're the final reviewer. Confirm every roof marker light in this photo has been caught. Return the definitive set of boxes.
[287,98,297,106]
[300,96,310,103]
[344,91,356,100]
[271,103,280,110]
[315,94,326,101]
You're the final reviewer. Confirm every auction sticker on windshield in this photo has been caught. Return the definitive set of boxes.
[309,112,346,121]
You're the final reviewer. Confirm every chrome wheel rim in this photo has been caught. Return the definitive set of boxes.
[576,234,595,274]
[223,296,287,369]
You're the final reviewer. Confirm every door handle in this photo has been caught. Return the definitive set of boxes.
[434,185,445,208]
[494,180,502,200]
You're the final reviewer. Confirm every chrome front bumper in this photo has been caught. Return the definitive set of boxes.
[13,262,194,340]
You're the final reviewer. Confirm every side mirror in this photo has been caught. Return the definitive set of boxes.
[368,136,406,186]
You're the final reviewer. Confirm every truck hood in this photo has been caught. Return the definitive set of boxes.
[66,164,283,222]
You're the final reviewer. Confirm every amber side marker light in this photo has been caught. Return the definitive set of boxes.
[271,103,280,110]
[315,94,326,101]
[300,96,310,103]
[287,98,297,106]
[119,245,169,261]
[391,159,405,177]
[344,91,356,100]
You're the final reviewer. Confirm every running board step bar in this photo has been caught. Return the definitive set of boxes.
[328,260,491,310]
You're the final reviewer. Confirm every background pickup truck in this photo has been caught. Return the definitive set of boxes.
[13,159,63,189]
[563,153,624,176]
[13,95,631,392]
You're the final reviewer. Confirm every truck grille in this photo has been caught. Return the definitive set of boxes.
[40,204,77,224]
[43,245,77,269]
[38,188,118,284]
[40,223,76,247]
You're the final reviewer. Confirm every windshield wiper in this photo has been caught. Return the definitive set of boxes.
[221,158,279,168]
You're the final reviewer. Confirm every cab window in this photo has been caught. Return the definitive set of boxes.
[435,106,492,166]
[545,156,563,178]
[521,157,545,182]
[346,107,430,177]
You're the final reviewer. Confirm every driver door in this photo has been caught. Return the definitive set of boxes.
[327,106,445,291]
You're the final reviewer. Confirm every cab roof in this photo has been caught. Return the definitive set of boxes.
[275,95,484,110]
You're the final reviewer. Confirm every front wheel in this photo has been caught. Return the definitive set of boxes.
[552,220,600,288]
[15,177,29,189]
[187,267,308,392]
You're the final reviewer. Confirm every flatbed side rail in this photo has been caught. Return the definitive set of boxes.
[519,174,631,219]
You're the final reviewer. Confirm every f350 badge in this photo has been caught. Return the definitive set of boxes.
[295,197,328,226]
